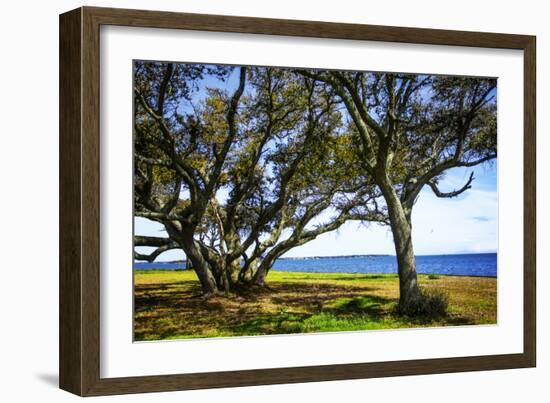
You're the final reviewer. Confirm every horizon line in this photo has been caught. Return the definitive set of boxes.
[134,251,497,264]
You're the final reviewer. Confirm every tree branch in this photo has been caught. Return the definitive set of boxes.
[134,235,173,247]
[156,63,174,116]
[404,152,495,208]
[134,241,179,262]
[205,66,247,194]
[427,172,474,198]
[297,69,376,169]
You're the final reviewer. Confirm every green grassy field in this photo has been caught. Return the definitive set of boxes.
[134,270,497,341]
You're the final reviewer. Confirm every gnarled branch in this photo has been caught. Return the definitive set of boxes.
[134,235,173,247]
[134,241,179,262]
[427,172,474,198]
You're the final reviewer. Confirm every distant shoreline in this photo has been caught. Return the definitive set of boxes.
[279,252,496,260]
[134,253,497,278]
[138,251,497,265]
[132,268,496,279]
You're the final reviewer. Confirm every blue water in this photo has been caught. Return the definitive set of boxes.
[134,253,497,277]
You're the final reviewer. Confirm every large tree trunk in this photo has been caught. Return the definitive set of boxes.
[180,235,219,296]
[224,233,242,285]
[381,183,421,312]
[253,254,277,286]
[239,258,257,282]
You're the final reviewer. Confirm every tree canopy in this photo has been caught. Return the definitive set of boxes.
[133,61,496,306]
[296,69,496,312]
[134,63,385,294]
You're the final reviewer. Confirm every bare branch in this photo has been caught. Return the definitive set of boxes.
[404,152,495,208]
[427,172,474,198]
[135,210,175,221]
[134,241,179,262]
[134,235,173,247]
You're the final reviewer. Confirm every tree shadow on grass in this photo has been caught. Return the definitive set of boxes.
[323,295,392,316]
[228,311,312,335]
[134,278,478,340]
[268,282,380,311]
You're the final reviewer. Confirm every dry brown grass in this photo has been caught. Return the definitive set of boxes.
[134,270,496,341]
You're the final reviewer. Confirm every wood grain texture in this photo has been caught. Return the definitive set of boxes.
[523,38,537,367]
[59,8,82,396]
[86,6,531,49]
[59,6,537,396]
[80,7,102,396]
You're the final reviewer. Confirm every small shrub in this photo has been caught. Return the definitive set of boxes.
[427,274,440,280]
[397,288,448,319]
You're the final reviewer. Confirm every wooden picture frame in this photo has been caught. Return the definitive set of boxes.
[59,6,536,396]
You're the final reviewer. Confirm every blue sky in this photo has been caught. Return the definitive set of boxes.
[135,161,497,260]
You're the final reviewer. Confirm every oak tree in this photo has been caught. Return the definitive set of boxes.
[134,63,384,295]
[298,70,496,314]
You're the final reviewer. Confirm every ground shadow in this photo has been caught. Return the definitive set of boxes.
[134,275,492,340]
[134,280,399,340]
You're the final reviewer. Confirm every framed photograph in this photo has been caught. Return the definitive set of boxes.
[59,6,536,396]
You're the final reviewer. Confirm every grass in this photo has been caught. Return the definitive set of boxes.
[134,270,497,341]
